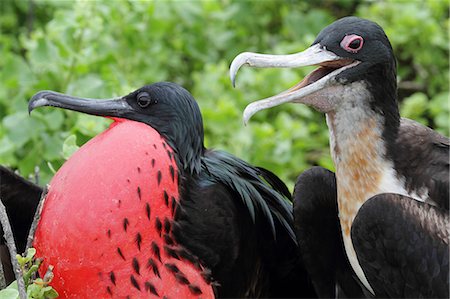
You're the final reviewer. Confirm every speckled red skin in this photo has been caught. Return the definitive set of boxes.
[34,119,214,298]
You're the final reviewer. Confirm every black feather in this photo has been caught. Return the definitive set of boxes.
[130,274,141,291]
[201,150,295,242]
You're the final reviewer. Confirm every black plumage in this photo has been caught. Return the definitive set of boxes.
[293,167,366,298]
[0,166,42,253]
[174,149,313,297]
[0,166,42,284]
[393,119,449,209]
[353,193,449,298]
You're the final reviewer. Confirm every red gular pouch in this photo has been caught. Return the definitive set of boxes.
[34,119,214,299]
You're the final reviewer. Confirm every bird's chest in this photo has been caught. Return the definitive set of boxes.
[33,120,212,298]
[328,116,385,232]
[334,141,384,237]
[328,114,390,293]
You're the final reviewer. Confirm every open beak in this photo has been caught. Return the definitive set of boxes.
[230,44,360,124]
[29,91,133,119]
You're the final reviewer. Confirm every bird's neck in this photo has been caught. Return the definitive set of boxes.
[327,111,392,231]
[325,81,401,224]
[325,87,400,294]
[163,131,204,176]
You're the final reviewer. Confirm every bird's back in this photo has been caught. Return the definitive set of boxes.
[393,118,449,209]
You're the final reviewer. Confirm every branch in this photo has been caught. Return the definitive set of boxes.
[0,200,26,299]
[0,252,5,289]
[34,166,40,186]
[26,186,48,252]
[398,80,425,92]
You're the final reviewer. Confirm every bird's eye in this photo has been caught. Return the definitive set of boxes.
[137,92,154,108]
[340,34,364,53]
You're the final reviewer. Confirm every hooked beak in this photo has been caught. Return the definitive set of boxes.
[230,44,360,124]
[29,91,133,119]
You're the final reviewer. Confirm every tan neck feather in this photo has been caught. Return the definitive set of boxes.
[326,111,389,295]
[328,115,386,235]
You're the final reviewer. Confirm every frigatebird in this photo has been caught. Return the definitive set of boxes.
[16,82,316,298]
[230,16,449,298]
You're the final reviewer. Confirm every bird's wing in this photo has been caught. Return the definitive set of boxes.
[255,166,292,200]
[173,150,315,297]
[172,174,246,297]
[293,167,366,298]
[0,166,43,285]
[352,193,449,298]
[0,166,42,252]
[393,118,449,209]
[200,150,295,241]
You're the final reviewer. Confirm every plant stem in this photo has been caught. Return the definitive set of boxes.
[26,186,48,251]
[0,253,5,289]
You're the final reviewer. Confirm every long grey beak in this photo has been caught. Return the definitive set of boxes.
[29,91,133,118]
[230,44,339,87]
[230,44,359,124]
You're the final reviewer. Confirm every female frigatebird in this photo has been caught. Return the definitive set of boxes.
[230,16,449,298]
[25,82,316,298]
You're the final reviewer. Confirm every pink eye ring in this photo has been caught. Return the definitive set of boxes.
[340,34,364,53]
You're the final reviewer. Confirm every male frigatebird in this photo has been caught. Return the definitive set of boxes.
[21,82,316,298]
[230,16,449,298]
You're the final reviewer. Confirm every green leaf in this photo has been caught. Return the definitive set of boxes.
[3,112,44,148]
[42,133,63,161]
[24,265,39,286]
[74,114,110,137]
[42,287,59,298]
[0,288,19,299]
[26,283,41,298]
[42,110,65,131]
[28,38,60,73]
[6,281,18,290]
[66,75,106,98]
[26,248,37,261]
[62,134,79,160]
[0,136,17,164]
[16,254,27,267]
[400,92,429,125]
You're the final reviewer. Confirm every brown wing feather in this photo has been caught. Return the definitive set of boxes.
[393,118,449,210]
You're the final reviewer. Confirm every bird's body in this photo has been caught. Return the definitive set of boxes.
[325,95,448,293]
[231,16,449,298]
[24,82,315,298]
[289,109,450,298]
[33,120,212,298]
[327,109,449,295]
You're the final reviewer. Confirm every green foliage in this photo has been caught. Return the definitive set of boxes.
[26,282,58,299]
[1,1,448,190]
[61,135,79,160]
[0,248,58,298]
[0,282,19,299]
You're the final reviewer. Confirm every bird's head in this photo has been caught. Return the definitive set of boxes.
[29,82,205,174]
[231,16,399,134]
